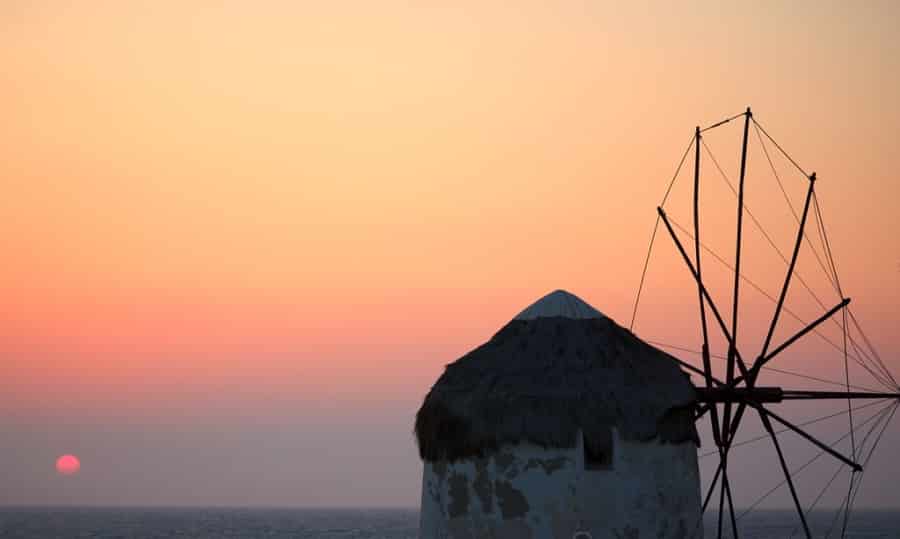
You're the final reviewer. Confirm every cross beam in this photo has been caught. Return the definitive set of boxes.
[696,387,900,403]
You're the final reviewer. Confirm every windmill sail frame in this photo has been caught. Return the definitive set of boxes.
[631,108,900,539]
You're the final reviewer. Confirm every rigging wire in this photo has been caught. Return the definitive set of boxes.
[848,333,896,392]
[705,118,894,388]
[644,114,899,538]
[697,399,890,459]
[751,118,810,179]
[822,399,894,538]
[734,405,888,525]
[811,192,860,480]
[753,121,799,222]
[848,309,896,385]
[667,213,895,390]
[734,401,894,523]
[812,192,843,294]
[841,307,857,537]
[665,217,897,390]
[848,308,899,389]
[701,139,840,318]
[649,340,883,394]
[763,365,875,393]
[753,122,840,294]
[636,119,896,393]
[789,461,847,539]
[843,308,857,465]
[826,401,898,538]
[747,120,894,390]
[838,471,856,538]
[700,139,844,326]
[630,214,660,332]
[843,402,899,533]
[808,187,875,473]
[838,399,893,537]
[629,135,695,330]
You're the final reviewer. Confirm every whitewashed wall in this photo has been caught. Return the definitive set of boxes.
[420,429,701,539]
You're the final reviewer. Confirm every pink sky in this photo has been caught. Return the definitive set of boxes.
[2,1,899,508]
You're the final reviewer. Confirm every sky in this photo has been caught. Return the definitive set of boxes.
[2,0,899,509]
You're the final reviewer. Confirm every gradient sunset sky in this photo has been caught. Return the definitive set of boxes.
[2,1,899,508]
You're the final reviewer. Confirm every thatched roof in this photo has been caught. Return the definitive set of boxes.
[415,290,698,462]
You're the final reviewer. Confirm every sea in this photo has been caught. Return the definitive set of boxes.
[0,507,898,538]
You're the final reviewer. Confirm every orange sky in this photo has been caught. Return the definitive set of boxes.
[2,1,899,507]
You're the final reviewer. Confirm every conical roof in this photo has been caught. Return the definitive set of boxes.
[513,289,605,320]
[415,290,698,462]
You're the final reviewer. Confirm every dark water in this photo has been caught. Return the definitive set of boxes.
[0,507,897,538]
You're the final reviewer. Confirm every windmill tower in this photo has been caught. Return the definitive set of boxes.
[415,289,703,539]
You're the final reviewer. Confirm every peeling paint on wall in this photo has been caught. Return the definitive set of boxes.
[434,459,448,480]
[524,456,570,475]
[496,518,534,539]
[473,459,494,514]
[613,525,640,539]
[447,518,473,539]
[448,473,470,518]
[419,430,702,539]
[494,479,530,519]
[494,452,515,476]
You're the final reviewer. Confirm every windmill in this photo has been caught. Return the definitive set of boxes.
[631,108,900,538]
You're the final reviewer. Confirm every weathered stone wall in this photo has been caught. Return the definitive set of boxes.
[419,429,701,539]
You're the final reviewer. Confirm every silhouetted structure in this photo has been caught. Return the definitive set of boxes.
[416,290,702,539]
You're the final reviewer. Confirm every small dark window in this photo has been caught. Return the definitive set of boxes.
[583,429,613,470]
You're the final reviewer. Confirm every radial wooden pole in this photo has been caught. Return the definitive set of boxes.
[692,125,725,449]
[758,173,816,367]
[723,468,739,539]
[757,405,862,470]
[717,467,726,539]
[658,207,749,379]
[723,108,752,446]
[703,462,723,513]
[734,298,850,387]
[759,410,812,539]
[757,298,850,370]
[779,390,900,400]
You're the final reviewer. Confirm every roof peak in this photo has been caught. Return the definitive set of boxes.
[513,289,605,321]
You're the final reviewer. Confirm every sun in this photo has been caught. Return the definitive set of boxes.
[56,454,81,476]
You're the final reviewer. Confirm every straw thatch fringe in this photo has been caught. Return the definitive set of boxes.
[415,316,698,462]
